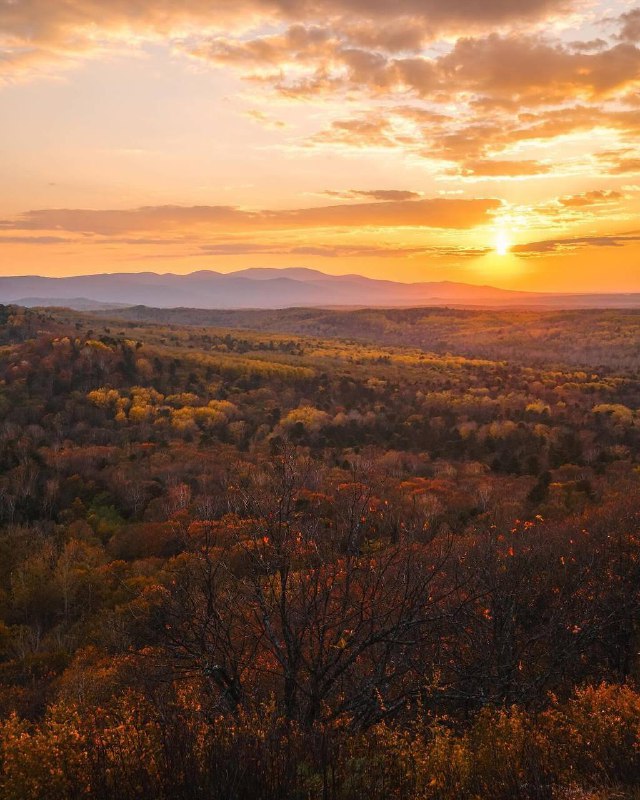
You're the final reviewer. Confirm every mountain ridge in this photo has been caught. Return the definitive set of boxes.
[0,268,637,309]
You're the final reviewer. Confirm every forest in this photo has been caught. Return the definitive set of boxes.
[0,302,639,799]
[108,305,640,371]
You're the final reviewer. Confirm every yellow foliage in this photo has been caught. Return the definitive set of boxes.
[87,388,120,408]
[280,405,330,433]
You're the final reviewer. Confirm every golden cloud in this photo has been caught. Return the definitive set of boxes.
[559,189,623,207]
[0,0,580,84]
[453,160,552,177]
[322,189,423,201]
[0,198,502,236]
[513,231,640,255]
[309,103,640,175]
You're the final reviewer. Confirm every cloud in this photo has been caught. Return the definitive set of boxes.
[0,0,578,82]
[312,115,399,147]
[303,0,570,23]
[558,189,623,207]
[322,189,422,201]
[196,241,490,258]
[190,25,336,67]
[0,206,244,236]
[309,103,640,176]
[0,197,501,236]
[569,38,608,53]
[610,158,640,174]
[596,150,640,174]
[619,8,640,43]
[0,235,76,245]
[0,0,574,47]
[453,159,552,177]
[437,35,640,103]
[185,28,640,105]
[0,230,490,261]
[513,231,640,255]
[6,2,639,193]
[245,109,287,129]
[6,0,614,120]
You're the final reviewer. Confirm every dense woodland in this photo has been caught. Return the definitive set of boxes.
[109,305,640,371]
[0,303,639,799]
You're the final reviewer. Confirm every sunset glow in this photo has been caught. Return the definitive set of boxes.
[1,1,640,292]
[495,230,511,257]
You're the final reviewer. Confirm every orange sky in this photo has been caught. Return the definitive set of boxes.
[1,0,640,292]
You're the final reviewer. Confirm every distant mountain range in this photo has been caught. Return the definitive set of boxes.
[1,268,638,309]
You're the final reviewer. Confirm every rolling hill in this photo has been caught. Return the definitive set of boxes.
[1,268,638,309]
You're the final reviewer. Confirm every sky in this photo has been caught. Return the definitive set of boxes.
[1,0,640,292]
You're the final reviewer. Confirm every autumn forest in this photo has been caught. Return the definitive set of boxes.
[0,303,638,799]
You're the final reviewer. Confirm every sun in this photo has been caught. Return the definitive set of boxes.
[495,229,510,256]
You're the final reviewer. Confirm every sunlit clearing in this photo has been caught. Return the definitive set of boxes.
[495,230,510,256]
